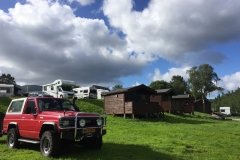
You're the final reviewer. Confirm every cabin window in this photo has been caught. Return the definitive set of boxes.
[51,86,54,90]
[44,86,47,91]
[83,90,88,93]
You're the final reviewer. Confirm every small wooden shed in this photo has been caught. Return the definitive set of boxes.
[103,84,163,118]
[194,99,212,114]
[172,94,194,114]
[150,88,176,112]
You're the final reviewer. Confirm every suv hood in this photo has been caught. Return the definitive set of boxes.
[41,111,100,117]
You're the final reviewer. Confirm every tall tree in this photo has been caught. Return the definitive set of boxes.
[170,75,188,94]
[186,64,223,112]
[149,80,172,90]
[112,85,123,91]
[0,74,16,84]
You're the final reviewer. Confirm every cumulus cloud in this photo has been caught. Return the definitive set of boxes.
[0,0,143,87]
[148,67,191,82]
[68,0,95,6]
[103,0,240,64]
[220,72,240,91]
[132,82,140,86]
[0,0,240,89]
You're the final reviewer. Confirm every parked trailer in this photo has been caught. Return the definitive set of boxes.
[0,84,14,97]
[42,79,75,98]
[219,107,231,116]
[73,87,97,99]
[97,89,109,99]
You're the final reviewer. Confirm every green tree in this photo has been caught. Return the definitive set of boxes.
[170,75,188,94]
[149,80,172,90]
[187,64,223,112]
[0,73,16,84]
[112,85,123,91]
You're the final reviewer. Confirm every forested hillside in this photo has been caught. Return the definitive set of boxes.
[212,88,240,113]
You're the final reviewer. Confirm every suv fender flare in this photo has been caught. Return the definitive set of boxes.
[40,122,58,137]
[7,122,19,135]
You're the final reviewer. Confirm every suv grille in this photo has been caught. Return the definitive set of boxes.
[59,117,100,128]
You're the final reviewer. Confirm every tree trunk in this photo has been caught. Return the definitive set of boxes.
[202,94,205,113]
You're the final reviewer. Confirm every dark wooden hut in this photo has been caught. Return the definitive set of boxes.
[194,99,212,114]
[172,94,194,114]
[103,84,164,118]
[150,88,176,112]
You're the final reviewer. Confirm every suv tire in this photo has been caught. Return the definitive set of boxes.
[40,131,61,157]
[7,128,19,149]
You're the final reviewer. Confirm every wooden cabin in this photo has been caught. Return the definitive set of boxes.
[194,99,212,114]
[103,84,164,118]
[150,88,176,112]
[172,94,194,114]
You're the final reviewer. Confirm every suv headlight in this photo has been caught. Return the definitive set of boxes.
[79,119,86,127]
[63,120,69,126]
[96,119,102,126]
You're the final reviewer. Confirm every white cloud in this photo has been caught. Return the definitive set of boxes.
[132,82,140,86]
[148,67,191,82]
[0,0,240,88]
[68,0,95,6]
[220,72,240,91]
[0,0,144,86]
[103,0,239,64]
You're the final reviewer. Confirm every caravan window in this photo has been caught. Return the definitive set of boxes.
[0,87,12,93]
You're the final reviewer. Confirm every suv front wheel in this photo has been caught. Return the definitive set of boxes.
[40,131,61,157]
[7,128,19,149]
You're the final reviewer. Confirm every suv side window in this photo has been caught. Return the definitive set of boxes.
[25,100,37,114]
[8,100,24,113]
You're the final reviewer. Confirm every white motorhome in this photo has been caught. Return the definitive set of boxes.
[42,79,75,98]
[0,84,14,97]
[73,87,97,99]
[219,107,231,115]
[97,89,109,99]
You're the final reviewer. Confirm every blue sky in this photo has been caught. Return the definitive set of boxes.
[0,0,240,98]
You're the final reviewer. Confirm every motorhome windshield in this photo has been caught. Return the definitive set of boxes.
[60,86,73,92]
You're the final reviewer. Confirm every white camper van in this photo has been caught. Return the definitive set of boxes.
[0,84,14,97]
[219,107,231,116]
[97,89,109,99]
[73,87,97,99]
[42,79,75,98]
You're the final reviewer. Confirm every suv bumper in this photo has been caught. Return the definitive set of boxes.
[60,129,106,140]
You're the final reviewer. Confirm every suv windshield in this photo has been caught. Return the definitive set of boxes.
[37,98,76,111]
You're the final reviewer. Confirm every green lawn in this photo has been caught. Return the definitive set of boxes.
[0,98,240,160]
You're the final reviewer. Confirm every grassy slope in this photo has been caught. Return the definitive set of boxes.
[0,98,240,160]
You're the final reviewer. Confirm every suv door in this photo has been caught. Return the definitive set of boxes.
[19,99,39,139]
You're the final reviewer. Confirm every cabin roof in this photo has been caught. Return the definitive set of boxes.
[172,94,190,99]
[91,85,110,91]
[155,88,177,95]
[102,84,156,96]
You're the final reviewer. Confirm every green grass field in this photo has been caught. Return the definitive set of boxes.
[0,98,240,160]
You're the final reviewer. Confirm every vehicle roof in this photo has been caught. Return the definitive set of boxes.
[13,97,68,101]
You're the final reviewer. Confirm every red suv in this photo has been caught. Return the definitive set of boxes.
[0,97,106,157]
